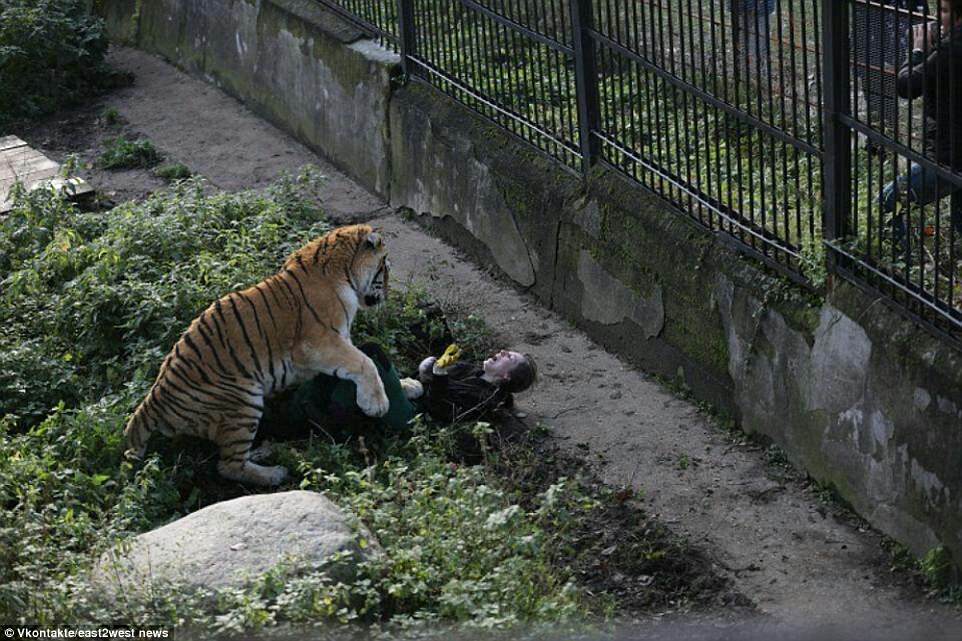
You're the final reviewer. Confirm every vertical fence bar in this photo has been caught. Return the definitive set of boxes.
[397,0,417,76]
[569,0,600,174]
[822,0,852,257]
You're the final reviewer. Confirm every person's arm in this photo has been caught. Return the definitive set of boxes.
[422,360,458,423]
[897,49,938,99]
[897,23,944,99]
[418,346,462,422]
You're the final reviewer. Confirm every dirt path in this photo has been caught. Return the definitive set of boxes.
[23,46,960,632]
[18,48,385,220]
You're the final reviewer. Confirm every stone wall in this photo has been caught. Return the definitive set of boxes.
[99,0,398,197]
[99,0,962,568]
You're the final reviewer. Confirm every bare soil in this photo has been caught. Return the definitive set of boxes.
[16,46,962,635]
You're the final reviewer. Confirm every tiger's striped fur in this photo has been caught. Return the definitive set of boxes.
[123,224,391,486]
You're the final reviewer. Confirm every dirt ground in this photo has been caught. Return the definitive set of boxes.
[16,47,962,635]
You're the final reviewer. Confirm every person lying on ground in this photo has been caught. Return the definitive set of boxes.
[262,342,537,434]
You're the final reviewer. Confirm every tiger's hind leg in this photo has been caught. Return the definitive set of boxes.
[217,443,289,487]
[215,419,288,487]
[248,440,273,463]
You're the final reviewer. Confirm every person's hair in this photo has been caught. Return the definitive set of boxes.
[503,353,537,394]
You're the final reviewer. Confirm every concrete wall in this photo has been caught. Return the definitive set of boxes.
[99,0,962,568]
[99,0,398,197]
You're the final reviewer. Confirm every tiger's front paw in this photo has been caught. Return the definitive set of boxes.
[357,380,390,417]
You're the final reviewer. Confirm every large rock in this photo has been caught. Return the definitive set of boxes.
[95,491,379,593]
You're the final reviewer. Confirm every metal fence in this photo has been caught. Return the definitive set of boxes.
[316,0,962,344]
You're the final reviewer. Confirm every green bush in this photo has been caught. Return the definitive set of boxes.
[97,136,163,169]
[0,170,596,633]
[153,162,191,181]
[0,0,120,127]
[101,106,120,125]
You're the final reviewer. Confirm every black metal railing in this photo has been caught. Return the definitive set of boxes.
[315,0,962,344]
[827,0,962,340]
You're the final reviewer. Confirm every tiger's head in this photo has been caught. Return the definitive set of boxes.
[289,224,390,309]
[355,229,390,309]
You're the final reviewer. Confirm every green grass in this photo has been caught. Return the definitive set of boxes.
[97,136,163,170]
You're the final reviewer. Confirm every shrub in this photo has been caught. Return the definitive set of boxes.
[101,106,120,125]
[153,162,191,181]
[97,136,163,169]
[0,0,121,127]
[0,170,596,633]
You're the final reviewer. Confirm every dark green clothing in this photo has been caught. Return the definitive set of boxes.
[262,343,512,435]
[271,343,417,432]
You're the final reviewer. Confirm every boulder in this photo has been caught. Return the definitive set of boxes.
[94,490,378,594]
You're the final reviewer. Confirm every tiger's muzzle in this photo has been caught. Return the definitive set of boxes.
[364,257,389,307]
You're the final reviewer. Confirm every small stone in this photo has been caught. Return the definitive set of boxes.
[609,391,623,400]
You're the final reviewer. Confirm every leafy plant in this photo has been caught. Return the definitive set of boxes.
[154,162,191,181]
[101,106,120,125]
[97,136,163,170]
[0,0,123,127]
[920,546,956,592]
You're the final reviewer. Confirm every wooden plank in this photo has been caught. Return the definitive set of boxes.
[0,147,48,172]
[0,138,94,214]
[0,164,60,194]
[0,163,61,191]
[0,135,27,152]
[0,156,59,181]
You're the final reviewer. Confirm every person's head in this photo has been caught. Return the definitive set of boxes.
[941,0,962,29]
[482,350,537,393]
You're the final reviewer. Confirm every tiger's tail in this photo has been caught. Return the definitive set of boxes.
[123,390,160,461]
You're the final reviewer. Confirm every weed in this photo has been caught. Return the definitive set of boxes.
[920,546,956,592]
[154,162,192,181]
[97,136,162,170]
[101,107,121,125]
[881,539,962,603]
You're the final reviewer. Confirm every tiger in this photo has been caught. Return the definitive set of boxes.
[123,224,391,486]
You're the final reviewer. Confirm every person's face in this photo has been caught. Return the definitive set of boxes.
[482,350,526,382]
[941,1,960,29]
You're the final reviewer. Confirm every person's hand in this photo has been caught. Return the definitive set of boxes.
[418,356,437,378]
[436,344,462,369]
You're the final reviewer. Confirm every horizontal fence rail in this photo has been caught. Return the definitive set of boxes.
[316,0,400,47]
[314,0,962,345]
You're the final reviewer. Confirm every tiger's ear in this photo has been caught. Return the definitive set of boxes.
[366,231,383,249]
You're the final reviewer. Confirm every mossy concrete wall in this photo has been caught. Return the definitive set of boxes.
[99,0,399,197]
[100,1,962,569]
